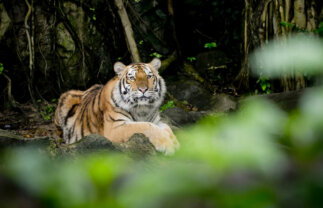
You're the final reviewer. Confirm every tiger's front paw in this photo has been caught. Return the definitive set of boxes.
[150,131,177,155]
[157,123,180,151]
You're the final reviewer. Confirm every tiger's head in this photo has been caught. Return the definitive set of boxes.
[112,58,166,111]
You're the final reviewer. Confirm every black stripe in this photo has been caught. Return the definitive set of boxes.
[119,79,123,97]
[112,122,126,129]
[108,115,126,122]
[112,95,119,107]
[92,94,98,118]
[81,116,85,139]
[97,88,103,113]
[58,94,68,108]
[158,79,162,97]
[70,94,82,98]
[114,110,133,120]
[86,107,92,133]
[64,104,78,125]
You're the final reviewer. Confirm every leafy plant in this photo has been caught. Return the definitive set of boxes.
[256,76,271,94]
[138,40,144,45]
[204,42,217,49]
[0,63,3,75]
[38,100,56,121]
[187,57,196,62]
[160,100,175,112]
[149,52,163,58]
[280,21,294,29]
[315,21,323,37]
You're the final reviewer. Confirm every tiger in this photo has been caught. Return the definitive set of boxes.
[54,58,179,155]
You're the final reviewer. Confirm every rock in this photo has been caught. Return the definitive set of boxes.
[0,130,26,149]
[167,77,213,110]
[249,90,304,111]
[161,107,206,127]
[0,131,158,157]
[118,134,156,157]
[0,130,57,155]
[210,93,238,113]
[70,134,156,156]
[71,134,116,154]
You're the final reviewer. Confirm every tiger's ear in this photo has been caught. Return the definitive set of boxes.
[114,62,126,76]
[150,58,161,70]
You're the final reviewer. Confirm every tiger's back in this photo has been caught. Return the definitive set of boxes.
[54,84,104,144]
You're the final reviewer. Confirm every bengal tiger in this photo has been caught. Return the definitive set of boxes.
[54,58,179,155]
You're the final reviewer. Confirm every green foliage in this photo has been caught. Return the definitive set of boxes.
[159,100,175,112]
[0,63,3,75]
[315,22,323,37]
[204,42,217,49]
[280,21,307,32]
[149,52,163,58]
[280,21,294,29]
[38,99,56,121]
[138,40,144,45]
[256,76,271,94]
[187,57,196,62]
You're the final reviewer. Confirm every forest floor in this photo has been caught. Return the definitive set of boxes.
[0,104,57,139]
[0,89,304,140]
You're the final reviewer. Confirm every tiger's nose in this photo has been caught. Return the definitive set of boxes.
[138,87,148,93]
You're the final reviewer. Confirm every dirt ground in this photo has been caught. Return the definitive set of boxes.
[0,104,57,139]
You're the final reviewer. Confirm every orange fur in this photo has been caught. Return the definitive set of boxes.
[54,59,179,154]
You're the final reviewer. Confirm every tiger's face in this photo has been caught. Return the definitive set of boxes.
[112,58,166,111]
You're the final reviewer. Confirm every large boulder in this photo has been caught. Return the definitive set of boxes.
[166,76,238,116]
[166,77,213,110]
[161,107,206,127]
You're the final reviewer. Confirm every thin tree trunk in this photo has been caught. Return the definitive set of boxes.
[114,0,141,62]
[24,0,36,105]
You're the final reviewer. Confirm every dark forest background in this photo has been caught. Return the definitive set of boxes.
[1,0,321,108]
[1,1,323,207]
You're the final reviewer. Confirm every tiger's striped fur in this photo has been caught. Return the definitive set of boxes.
[54,58,179,154]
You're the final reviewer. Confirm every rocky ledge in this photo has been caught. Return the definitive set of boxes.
[0,129,156,157]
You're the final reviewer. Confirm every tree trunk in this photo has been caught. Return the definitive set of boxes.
[239,0,319,92]
[114,0,141,63]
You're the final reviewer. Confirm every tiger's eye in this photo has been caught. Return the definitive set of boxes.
[147,75,153,79]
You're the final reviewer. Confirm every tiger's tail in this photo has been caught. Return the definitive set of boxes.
[54,90,83,140]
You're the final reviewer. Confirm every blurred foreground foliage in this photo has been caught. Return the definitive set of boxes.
[1,89,323,208]
[1,35,323,208]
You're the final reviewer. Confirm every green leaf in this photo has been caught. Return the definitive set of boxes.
[204,42,217,49]
[187,57,196,62]
[0,63,3,75]
[261,84,267,91]
[319,22,323,29]
[160,100,175,112]
[150,52,163,58]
